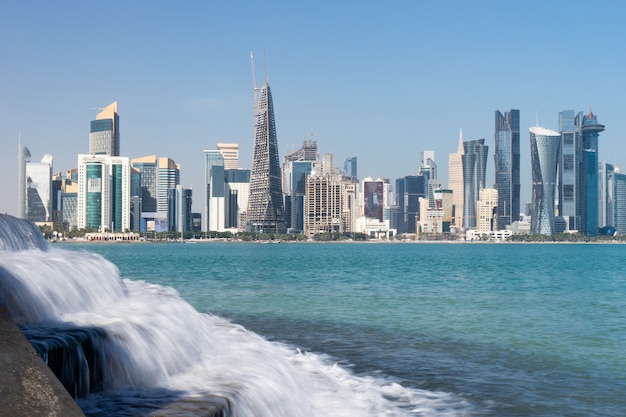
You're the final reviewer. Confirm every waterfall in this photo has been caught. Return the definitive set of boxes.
[0,215,470,417]
[0,214,48,251]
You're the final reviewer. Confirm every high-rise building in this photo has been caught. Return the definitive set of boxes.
[529,126,561,235]
[283,160,312,232]
[344,157,358,181]
[89,101,120,156]
[77,154,130,231]
[246,77,286,233]
[284,140,318,163]
[217,143,239,169]
[395,174,427,234]
[157,157,180,214]
[168,185,193,233]
[598,163,615,228]
[558,110,584,231]
[494,109,520,230]
[131,156,158,213]
[477,188,498,233]
[26,154,53,223]
[304,156,345,235]
[614,169,626,234]
[203,150,225,231]
[461,139,489,230]
[17,143,31,219]
[362,177,385,221]
[581,109,605,236]
[448,129,464,228]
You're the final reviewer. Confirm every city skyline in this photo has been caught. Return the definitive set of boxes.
[2,1,626,216]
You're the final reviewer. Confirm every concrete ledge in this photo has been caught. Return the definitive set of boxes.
[0,306,85,417]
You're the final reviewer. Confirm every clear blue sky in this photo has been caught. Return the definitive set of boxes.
[2,0,625,216]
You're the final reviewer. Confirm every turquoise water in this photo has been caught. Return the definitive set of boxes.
[65,242,626,416]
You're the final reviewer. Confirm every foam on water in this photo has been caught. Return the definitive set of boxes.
[0,217,472,416]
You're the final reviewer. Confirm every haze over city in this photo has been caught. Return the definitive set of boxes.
[2,0,625,216]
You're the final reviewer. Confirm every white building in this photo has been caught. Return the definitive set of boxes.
[77,154,130,232]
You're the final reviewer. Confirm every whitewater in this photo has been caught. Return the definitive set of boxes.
[0,216,471,416]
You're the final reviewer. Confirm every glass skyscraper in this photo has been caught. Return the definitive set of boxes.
[581,109,605,236]
[462,139,488,230]
[558,110,583,231]
[529,127,561,235]
[494,109,520,230]
[614,171,626,234]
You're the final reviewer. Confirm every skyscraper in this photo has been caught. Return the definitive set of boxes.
[529,126,561,235]
[203,150,224,232]
[614,169,626,234]
[494,109,520,230]
[581,109,605,236]
[157,157,180,214]
[558,110,583,231]
[89,101,120,156]
[462,139,488,230]
[17,143,31,219]
[246,71,285,233]
[77,154,130,231]
[448,129,464,228]
[26,154,53,223]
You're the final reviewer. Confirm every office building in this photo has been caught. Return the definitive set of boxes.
[448,129,464,228]
[598,163,615,229]
[217,143,239,169]
[614,169,626,234]
[168,185,193,233]
[344,157,358,181]
[558,110,583,231]
[461,138,488,230]
[26,154,53,223]
[246,75,286,233]
[17,143,31,219]
[131,156,158,213]
[395,174,427,234]
[494,109,520,230]
[529,127,561,235]
[203,150,225,231]
[77,154,130,232]
[581,109,605,236]
[89,101,120,156]
[283,160,313,232]
[157,157,180,214]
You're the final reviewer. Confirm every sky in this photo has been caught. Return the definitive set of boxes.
[2,0,626,216]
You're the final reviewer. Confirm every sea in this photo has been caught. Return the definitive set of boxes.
[2,229,626,416]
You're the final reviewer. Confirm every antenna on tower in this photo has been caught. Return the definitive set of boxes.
[536,111,539,127]
[250,51,259,112]
[263,49,268,84]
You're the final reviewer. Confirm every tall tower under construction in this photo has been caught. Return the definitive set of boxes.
[246,53,286,233]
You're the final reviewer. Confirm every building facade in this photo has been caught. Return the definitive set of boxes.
[246,80,286,233]
[77,154,130,232]
[494,109,520,230]
[529,127,561,235]
[581,109,605,235]
[89,101,120,156]
[461,138,489,230]
[448,129,464,228]
[25,154,53,223]
[558,110,583,231]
